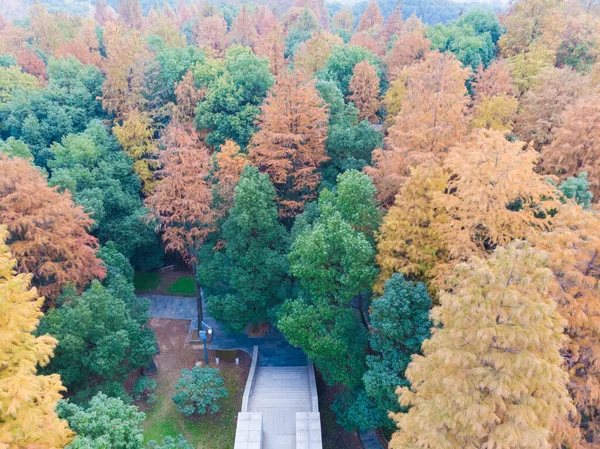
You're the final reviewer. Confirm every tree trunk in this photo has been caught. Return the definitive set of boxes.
[357,293,369,330]
[192,264,203,327]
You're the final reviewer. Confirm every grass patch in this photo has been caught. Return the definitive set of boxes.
[143,365,240,449]
[134,271,162,292]
[166,276,196,296]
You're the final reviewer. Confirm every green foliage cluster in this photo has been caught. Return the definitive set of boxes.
[38,245,157,403]
[146,435,194,449]
[558,172,594,209]
[172,367,229,417]
[132,376,157,404]
[58,393,145,449]
[203,166,290,331]
[193,46,274,148]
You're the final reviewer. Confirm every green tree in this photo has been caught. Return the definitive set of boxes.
[194,46,274,148]
[363,274,431,427]
[39,254,156,401]
[0,56,104,166]
[0,137,33,160]
[205,166,290,331]
[558,172,594,209]
[286,8,319,57]
[47,121,162,270]
[316,80,382,184]
[147,435,194,449]
[172,367,228,416]
[58,393,145,449]
[317,45,384,96]
[279,199,377,388]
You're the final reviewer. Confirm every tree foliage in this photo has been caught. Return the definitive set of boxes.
[0,227,73,449]
[0,155,105,299]
[172,367,228,416]
[347,60,380,122]
[390,242,577,449]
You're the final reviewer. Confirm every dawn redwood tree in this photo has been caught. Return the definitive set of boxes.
[118,0,143,30]
[145,124,215,324]
[390,242,578,449]
[540,95,600,201]
[255,24,287,78]
[385,17,431,81]
[212,139,249,217]
[332,7,353,36]
[357,0,384,32]
[347,60,380,122]
[0,155,105,300]
[196,15,229,57]
[531,202,600,444]
[0,227,73,448]
[229,4,259,50]
[250,70,329,219]
[293,31,343,76]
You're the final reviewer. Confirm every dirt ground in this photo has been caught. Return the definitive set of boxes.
[127,318,250,448]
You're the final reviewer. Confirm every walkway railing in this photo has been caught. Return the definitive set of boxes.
[241,345,259,413]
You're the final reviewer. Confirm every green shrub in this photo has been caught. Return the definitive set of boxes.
[172,367,228,416]
[147,435,194,449]
[132,376,157,404]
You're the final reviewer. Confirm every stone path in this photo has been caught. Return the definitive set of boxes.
[145,294,306,367]
[360,430,386,449]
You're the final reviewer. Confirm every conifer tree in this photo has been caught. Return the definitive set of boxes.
[229,4,259,50]
[357,0,384,32]
[250,71,329,218]
[213,139,248,217]
[118,0,143,29]
[385,17,430,81]
[347,60,380,122]
[0,227,73,448]
[390,242,577,449]
[294,31,343,76]
[332,7,354,36]
[256,24,287,78]
[197,15,229,57]
[206,166,290,331]
[540,95,600,201]
[112,109,158,195]
[382,1,403,43]
[0,155,105,299]
[145,124,215,323]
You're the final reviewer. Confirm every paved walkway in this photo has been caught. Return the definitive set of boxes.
[146,294,306,367]
[360,430,386,449]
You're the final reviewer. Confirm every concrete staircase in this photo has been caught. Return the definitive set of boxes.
[248,366,312,449]
[235,347,322,449]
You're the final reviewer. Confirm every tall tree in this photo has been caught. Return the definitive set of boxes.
[375,164,449,292]
[294,31,343,76]
[540,95,600,201]
[112,109,158,195]
[118,0,143,29]
[256,24,287,78]
[357,0,384,32]
[515,67,587,151]
[530,202,600,444]
[382,1,403,42]
[434,129,559,264]
[363,273,431,429]
[332,7,354,37]
[390,242,578,449]
[205,166,290,331]
[347,60,380,122]
[385,18,431,80]
[229,4,259,50]
[250,71,329,218]
[197,15,229,57]
[0,227,73,448]
[145,124,215,324]
[213,139,248,217]
[0,155,105,299]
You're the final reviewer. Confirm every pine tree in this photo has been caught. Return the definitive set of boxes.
[540,95,600,201]
[390,242,578,449]
[249,71,329,218]
[0,226,73,448]
[357,0,384,32]
[0,155,105,300]
[347,60,380,122]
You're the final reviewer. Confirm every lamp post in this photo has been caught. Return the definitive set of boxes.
[198,321,213,365]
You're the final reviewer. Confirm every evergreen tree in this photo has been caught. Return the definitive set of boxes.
[206,166,290,331]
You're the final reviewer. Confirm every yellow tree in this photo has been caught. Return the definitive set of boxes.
[434,129,559,264]
[112,109,158,195]
[469,94,519,132]
[375,164,448,293]
[347,60,380,122]
[385,16,430,81]
[101,22,149,120]
[540,95,600,200]
[249,70,329,218]
[515,67,587,150]
[0,227,73,449]
[530,202,600,445]
[357,0,384,32]
[332,7,354,35]
[472,60,516,105]
[293,31,343,76]
[390,242,578,449]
